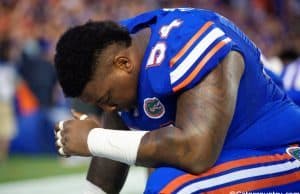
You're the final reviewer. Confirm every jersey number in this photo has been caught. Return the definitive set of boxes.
[146,19,183,68]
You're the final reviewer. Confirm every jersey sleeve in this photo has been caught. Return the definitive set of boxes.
[168,21,233,93]
[146,9,235,95]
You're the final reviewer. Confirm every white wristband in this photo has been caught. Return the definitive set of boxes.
[87,128,147,165]
[83,180,106,194]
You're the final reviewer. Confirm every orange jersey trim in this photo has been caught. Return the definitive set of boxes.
[205,170,300,194]
[169,21,214,67]
[172,38,231,92]
[159,153,292,194]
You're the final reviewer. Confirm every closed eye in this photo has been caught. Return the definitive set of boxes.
[96,91,111,105]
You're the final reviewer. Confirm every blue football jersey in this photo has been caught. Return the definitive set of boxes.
[119,8,300,148]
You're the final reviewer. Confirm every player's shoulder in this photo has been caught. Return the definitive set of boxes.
[122,8,234,95]
[144,9,234,95]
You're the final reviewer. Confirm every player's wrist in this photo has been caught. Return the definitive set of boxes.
[87,128,148,165]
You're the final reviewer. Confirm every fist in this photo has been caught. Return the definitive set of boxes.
[54,115,99,157]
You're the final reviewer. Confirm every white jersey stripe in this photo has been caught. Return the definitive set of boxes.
[177,160,300,194]
[170,28,225,84]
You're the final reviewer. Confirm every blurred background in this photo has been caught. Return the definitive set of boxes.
[0,0,299,193]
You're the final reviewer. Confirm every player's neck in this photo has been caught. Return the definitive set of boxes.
[131,27,151,62]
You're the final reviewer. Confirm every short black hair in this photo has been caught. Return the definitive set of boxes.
[54,21,132,97]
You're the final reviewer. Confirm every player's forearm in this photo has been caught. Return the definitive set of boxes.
[135,125,217,174]
[86,111,224,174]
[87,124,221,175]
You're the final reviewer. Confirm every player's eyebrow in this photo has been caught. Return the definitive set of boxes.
[96,95,105,104]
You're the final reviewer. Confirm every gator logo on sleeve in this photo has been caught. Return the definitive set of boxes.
[286,146,300,161]
[143,97,165,119]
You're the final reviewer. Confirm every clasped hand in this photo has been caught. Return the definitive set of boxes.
[54,110,100,157]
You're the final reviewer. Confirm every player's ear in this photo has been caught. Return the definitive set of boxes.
[113,56,133,73]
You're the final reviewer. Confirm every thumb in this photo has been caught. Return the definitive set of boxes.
[71,109,86,120]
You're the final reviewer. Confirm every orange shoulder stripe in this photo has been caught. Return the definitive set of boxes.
[172,38,231,93]
[169,21,214,67]
[159,153,291,194]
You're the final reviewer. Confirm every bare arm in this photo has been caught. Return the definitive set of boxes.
[87,112,130,194]
[136,51,244,174]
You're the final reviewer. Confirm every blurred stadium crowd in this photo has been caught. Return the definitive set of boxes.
[0,0,299,160]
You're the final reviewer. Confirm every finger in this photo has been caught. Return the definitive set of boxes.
[56,130,62,139]
[71,109,85,120]
[54,120,65,133]
[54,123,60,133]
[58,120,65,131]
[58,147,67,157]
[80,114,88,120]
[56,138,63,147]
